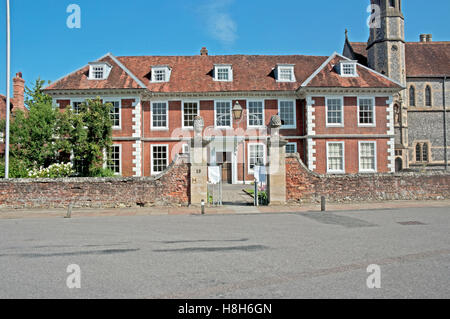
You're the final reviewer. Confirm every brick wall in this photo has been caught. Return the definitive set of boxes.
[0,155,190,209]
[286,154,450,203]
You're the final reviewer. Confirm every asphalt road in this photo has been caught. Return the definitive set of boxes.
[0,206,449,298]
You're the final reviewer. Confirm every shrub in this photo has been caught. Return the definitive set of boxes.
[27,163,74,178]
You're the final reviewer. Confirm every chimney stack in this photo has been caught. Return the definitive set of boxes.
[200,47,208,56]
[13,72,25,112]
[420,34,427,42]
[426,34,433,42]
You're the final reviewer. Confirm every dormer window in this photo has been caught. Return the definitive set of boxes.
[214,65,233,82]
[88,62,112,80]
[276,64,296,82]
[151,66,171,83]
[339,61,358,77]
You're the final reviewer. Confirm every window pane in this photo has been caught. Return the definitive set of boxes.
[279,101,295,126]
[360,142,375,171]
[183,102,198,127]
[327,98,342,124]
[359,98,374,124]
[152,146,168,173]
[279,68,292,81]
[286,143,296,154]
[106,101,120,127]
[152,102,168,128]
[107,145,121,174]
[328,143,344,172]
[416,144,422,162]
[422,143,429,161]
[216,102,231,127]
[248,101,264,126]
[249,144,265,171]
[217,68,229,81]
[72,102,82,114]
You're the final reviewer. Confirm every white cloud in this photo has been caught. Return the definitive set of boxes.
[199,0,237,45]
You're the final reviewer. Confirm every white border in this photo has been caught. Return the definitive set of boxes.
[106,144,122,176]
[104,98,122,130]
[325,96,344,127]
[247,142,266,174]
[151,144,169,175]
[358,141,377,173]
[181,100,200,129]
[286,142,297,154]
[247,99,265,128]
[214,65,233,82]
[326,141,345,174]
[214,100,233,129]
[278,99,297,129]
[357,96,376,127]
[151,101,169,131]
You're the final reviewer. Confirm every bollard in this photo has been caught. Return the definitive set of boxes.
[254,179,258,207]
[201,200,205,215]
[65,203,73,219]
[321,196,326,212]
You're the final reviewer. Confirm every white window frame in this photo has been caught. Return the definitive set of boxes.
[71,98,85,114]
[340,61,358,77]
[151,101,169,131]
[151,66,171,83]
[106,144,122,176]
[358,141,377,173]
[88,63,112,80]
[278,99,296,129]
[326,141,345,174]
[286,142,297,154]
[276,65,296,82]
[325,96,344,127]
[151,144,169,175]
[357,97,376,127]
[104,98,122,130]
[181,100,200,129]
[248,143,266,174]
[214,65,233,82]
[247,100,265,128]
[214,100,233,129]
[182,144,190,154]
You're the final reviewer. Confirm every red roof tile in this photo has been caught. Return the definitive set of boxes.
[350,42,450,77]
[44,55,144,91]
[304,55,401,88]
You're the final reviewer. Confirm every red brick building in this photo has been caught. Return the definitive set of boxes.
[43,50,402,181]
[1,72,27,155]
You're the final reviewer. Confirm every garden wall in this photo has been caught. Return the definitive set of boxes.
[286,154,450,203]
[0,155,190,209]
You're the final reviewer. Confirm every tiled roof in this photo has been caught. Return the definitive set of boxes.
[303,55,401,88]
[350,42,450,77]
[44,52,402,93]
[44,55,144,91]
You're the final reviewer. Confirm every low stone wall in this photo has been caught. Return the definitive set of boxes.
[286,154,450,203]
[0,155,190,209]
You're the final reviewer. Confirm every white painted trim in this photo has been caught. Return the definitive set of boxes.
[213,65,233,82]
[106,53,147,89]
[278,99,297,129]
[306,96,316,136]
[247,142,266,174]
[307,138,317,171]
[358,141,377,173]
[286,142,297,154]
[325,96,344,127]
[246,99,265,128]
[181,100,200,129]
[339,61,358,77]
[357,96,376,127]
[326,141,345,174]
[150,101,169,131]
[151,66,171,83]
[276,65,296,82]
[150,144,169,175]
[104,98,122,130]
[106,144,122,176]
[214,100,233,129]
[387,138,395,173]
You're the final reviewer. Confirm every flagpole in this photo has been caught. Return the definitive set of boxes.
[5,0,11,178]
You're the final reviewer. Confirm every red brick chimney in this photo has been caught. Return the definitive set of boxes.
[200,47,208,56]
[12,72,26,112]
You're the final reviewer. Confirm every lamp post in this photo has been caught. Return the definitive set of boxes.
[4,0,11,179]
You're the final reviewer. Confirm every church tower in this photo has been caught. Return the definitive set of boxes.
[367,0,406,86]
[367,0,408,168]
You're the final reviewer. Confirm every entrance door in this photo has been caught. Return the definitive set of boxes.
[218,152,232,184]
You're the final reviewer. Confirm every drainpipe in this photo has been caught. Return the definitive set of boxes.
[444,76,448,170]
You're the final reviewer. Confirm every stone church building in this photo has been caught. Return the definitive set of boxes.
[343,0,449,171]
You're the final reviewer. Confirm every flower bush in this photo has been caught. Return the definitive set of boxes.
[27,163,74,178]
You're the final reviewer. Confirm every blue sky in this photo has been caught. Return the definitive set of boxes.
[1,0,449,94]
